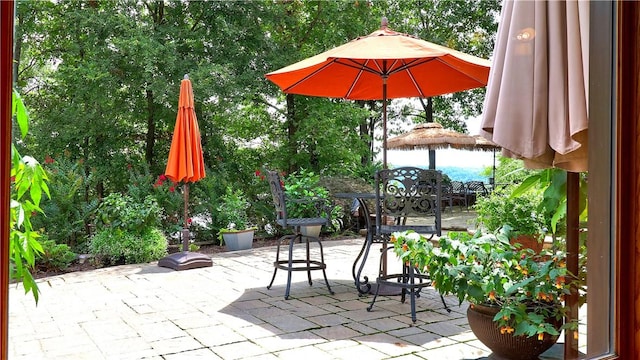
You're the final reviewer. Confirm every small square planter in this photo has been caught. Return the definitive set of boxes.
[221,229,255,251]
[299,225,322,238]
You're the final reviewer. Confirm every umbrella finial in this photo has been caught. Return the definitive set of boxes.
[381,17,388,29]
[184,74,189,80]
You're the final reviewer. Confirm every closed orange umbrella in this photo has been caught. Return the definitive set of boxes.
[158,75,211,271]
[165,75,206,183]
[266,17,491,168]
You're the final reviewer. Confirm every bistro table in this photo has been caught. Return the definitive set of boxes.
[334,193,376,295]
[334,192,402,296]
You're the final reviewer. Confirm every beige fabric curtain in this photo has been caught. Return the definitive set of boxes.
[480,0,589,172]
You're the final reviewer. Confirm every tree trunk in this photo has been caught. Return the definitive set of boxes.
[145,88,156,166]
[286,93,297,174]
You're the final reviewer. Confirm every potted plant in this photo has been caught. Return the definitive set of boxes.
[283,169,338,236]
[216,186,255,251]
[474,187,545,252]
[390,229,581,360]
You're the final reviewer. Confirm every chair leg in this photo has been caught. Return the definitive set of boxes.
[315,237,334,295]
[268,233,334,300]
[284,234,297,300]
[267,235,287,290]
[305,237,312,286]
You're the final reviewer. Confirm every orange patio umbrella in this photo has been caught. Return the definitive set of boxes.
[265,17,491,168]
[158,75,211,271]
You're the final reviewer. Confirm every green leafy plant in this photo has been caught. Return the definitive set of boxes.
[511,169,588,236]
[10,89,49,303]
[90,193,167,265]
[216,186,255,244]
[94,193,160,233]
[127,169,185,238]
[283,169,342,230]
[90,227,167,266]
[33,153,98,253]
[35,236,77,272]
[390,229,580,339]
[474,187,545,239]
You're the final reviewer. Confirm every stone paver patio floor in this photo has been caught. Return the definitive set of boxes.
[8,210,586,359]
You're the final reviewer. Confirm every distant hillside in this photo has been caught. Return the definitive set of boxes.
[432,166,489,183]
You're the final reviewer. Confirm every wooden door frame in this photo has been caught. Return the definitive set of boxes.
[616,0,640,358]
[0,2,14,360]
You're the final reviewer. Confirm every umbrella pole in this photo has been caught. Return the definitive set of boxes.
[182,184,189,252]
[564,171,580,359]
[492,148,496,186]
[428,150,436,169]
[382,75,388,169]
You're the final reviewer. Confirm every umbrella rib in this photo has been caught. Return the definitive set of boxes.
[432,57,488,86]
[281,59,341,93]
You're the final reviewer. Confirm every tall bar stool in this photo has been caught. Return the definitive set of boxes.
[265,170,334,300]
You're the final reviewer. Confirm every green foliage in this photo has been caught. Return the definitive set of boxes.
[216,187,253,244]
[511,169,588,235]
[14,1,502,211]
[126,168,184,237]
[283,169,342,229]
[90,227,167,266]
[493,157,538,185]
[392,229,580,338]
[32,153,98,253]
[10,89,48,303]
[474,187,545,238]
[94,193,161,234]
[36,236,77,272]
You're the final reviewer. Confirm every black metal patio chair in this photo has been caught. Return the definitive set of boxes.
[366,166,450,322]
[265,169,334,300]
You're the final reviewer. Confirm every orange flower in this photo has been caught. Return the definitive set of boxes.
[488,291,496,301]
[555,276,566,289]
[538,333,544,341]
[500,326,514,334]
[402,243,408,251]
[390,235,397,243]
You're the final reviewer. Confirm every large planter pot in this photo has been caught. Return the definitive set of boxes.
[467,303,560,360]
[222,229,254,251]
[299,225,322,238]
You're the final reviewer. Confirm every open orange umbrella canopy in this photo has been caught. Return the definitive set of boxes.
[265,19,491,100]
[266,18,490,168]
[165,76,206,183]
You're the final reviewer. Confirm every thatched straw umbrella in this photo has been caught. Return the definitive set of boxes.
[387,122,501,181]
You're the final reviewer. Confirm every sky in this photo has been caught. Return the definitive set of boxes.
[383,116,496,169]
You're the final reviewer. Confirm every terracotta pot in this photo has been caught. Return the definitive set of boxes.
[510,234,543,253]
[467,303,560,360]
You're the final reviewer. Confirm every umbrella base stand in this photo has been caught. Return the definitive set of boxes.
[158,252,212,271]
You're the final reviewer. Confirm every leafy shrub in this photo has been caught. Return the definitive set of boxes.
[126,168,184,237]
[474,187,545,237]
[217,187,251,229]
[90,227,167,266]
[91,192,167,265]
[36,236,77,272]
[10,89,47,303]
[34,154,98,253]
[94,193,160,233]
[283,169,342,229]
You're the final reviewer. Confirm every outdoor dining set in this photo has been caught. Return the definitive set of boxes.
[264,166,490,323]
